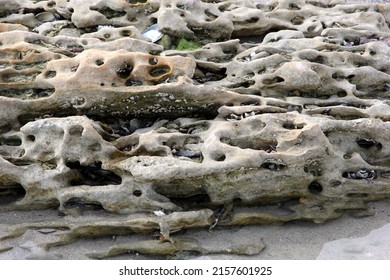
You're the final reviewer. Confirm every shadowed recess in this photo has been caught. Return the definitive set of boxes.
[66,161,122,186]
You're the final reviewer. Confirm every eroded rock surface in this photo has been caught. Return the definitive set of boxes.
[1,0,390,259]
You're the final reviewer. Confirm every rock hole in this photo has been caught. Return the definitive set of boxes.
[229,80,255,89]
[120,30,133,37]
[262,76,284,85]
[331,181,342,187]
[0,184,26,205]
[150,65,171,77]
[213,154,226,162]
[332,72,344,81]
[204,9,218,21]
[308,181,323,194]
[149,57,158,65]
[180,122,210,134]
[26,135,35,142]
[289,3,300,10]
[343,153,352,159]
[41,159,57,170]
[336,91,347,98]
[68,125,84,136]
[133,190,142,197]
[153,185,211,209]
[67,161,122,186]
[0,124,11,134]
[313,55,327,64]
[218,5,227,12]
[116,63,133,79]
[380,171,390,179]
[194,66,227,83]
[291,16,304,25]
[95,59,104,66]
[0,137,22,146]
[283,121,305,130]
[356,138,382,149]
[307,25,316,33]
[353,60,367,67]
[47,1,56,8]
[125,78,143,86]
[173,149,203,162]
[64,197,105,210]
[91,6,126,19]
[149,17,157,24]
[247,17,258,23]
[342,169,376,180]
[88,143,102,151]
[222,137,277,152]
[66,44,84,53]
[240,100,260,106]
[44,70,56,79]
[346,74,355,82]
[70,65,79,72]
[261,159,286,170]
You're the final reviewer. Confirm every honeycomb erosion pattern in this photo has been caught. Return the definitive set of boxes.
[0,0,390,259]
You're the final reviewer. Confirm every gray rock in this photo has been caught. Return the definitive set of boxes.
[317,223,390,259]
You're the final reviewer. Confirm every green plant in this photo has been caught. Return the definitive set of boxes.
[176,38,201,51]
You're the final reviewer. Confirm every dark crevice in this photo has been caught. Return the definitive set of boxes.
[221,137,277,152]
[262,76,284,85]
[63,197,105,210]
[308,181,323,195]
[172,149,203,162]
[0,184,26,205]
[116,63,133,79]
[342,169,376,180]
[150,65,171,77]
[283,121,305,130]
[227,80,255,89]
[194,66,226,83]
[66,161,122,186]
[356,138,382,150]
[261,159,286,170]
[90,6,126,19]
[0,137,22,146]
[153,185,211,210]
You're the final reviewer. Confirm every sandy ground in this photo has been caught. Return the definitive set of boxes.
[1,199,389,260]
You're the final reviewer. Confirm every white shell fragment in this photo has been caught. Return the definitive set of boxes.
[153,210,166,217]
[142,24,163,43]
